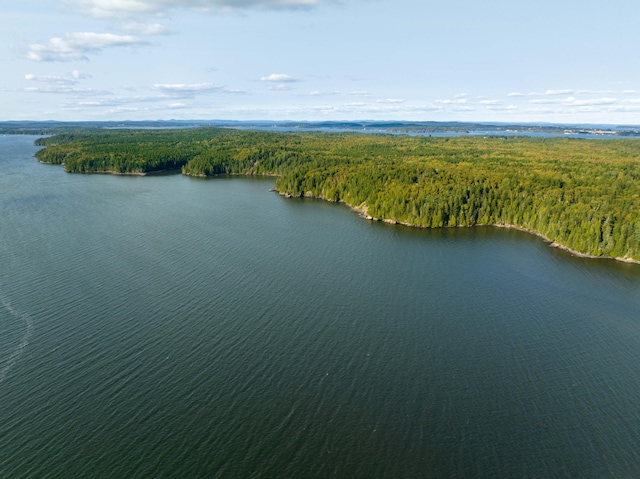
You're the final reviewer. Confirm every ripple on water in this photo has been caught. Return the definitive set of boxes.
[0,298,33,384]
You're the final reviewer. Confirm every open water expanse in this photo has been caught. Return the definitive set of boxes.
[1,135,640,478]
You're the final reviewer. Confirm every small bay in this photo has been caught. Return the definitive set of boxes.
[1,135,640,478]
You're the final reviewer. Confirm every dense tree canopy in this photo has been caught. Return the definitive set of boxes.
[35,128,640,261]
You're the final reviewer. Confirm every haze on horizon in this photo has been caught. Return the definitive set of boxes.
[2,0,639,124]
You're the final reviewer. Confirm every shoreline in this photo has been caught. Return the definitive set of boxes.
[183,172,279,178]
[277,189,640,266]
[70,168,183,176]
[38,161,183,176]
[490,224,640,264]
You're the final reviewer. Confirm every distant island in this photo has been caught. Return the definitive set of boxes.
[34,127,640,263]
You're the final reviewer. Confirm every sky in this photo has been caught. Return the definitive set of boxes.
[2,0,640,124]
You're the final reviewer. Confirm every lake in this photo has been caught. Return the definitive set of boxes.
[1,135,640,478]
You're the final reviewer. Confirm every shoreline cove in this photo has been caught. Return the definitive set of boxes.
[277,189,640,266]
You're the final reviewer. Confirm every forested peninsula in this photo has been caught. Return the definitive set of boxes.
[34,128,640,262]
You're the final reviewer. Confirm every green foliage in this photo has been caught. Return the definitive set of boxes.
[35,128,640,261]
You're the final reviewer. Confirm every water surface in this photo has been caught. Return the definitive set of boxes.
[1,135,640,478]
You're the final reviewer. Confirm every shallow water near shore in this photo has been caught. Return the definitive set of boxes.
[1,135,640,478]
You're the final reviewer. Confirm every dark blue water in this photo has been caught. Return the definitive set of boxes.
[1,135,640,478]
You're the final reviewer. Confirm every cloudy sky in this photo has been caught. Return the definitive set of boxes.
[2,0,640,123]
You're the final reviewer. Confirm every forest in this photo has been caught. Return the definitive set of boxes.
[34,128,640,262]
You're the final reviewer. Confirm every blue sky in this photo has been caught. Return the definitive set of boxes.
[2,0,640,123]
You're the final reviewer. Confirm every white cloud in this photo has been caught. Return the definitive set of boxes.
[404,104,442,112]
[529,98,562,104]
[573,106,599,113]
[376,98,404,104]
[69,95,156,107]
[545,89,574,95]
[25,85,111,95]
[28,32,148,62]
[528,96,618,108]
[25,70,93,84]
[607,105,640,112]
[527,89,597,97]
[480,99,502,105]
[261,73,297,82]
[25,73,76,85]
[575,89,615,95]
[528,96,618,106]
[526,107,555,114]
[268,84,292,91]
[622,90,637,94]
[306,90,340,96]
[153,82,224,93]
[435,98,467,105]
[564,96,617,106]
[63,0,323,19]
[152,82,245,97]
[72,70,92,79]
[486,104,517,111]
[348,90,370,96]
[61,92,205,110]
[325,102,443,115]
[108,106,142,114]
[507,92,524,97]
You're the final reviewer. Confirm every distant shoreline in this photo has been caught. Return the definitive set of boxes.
[5,120,640,139]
